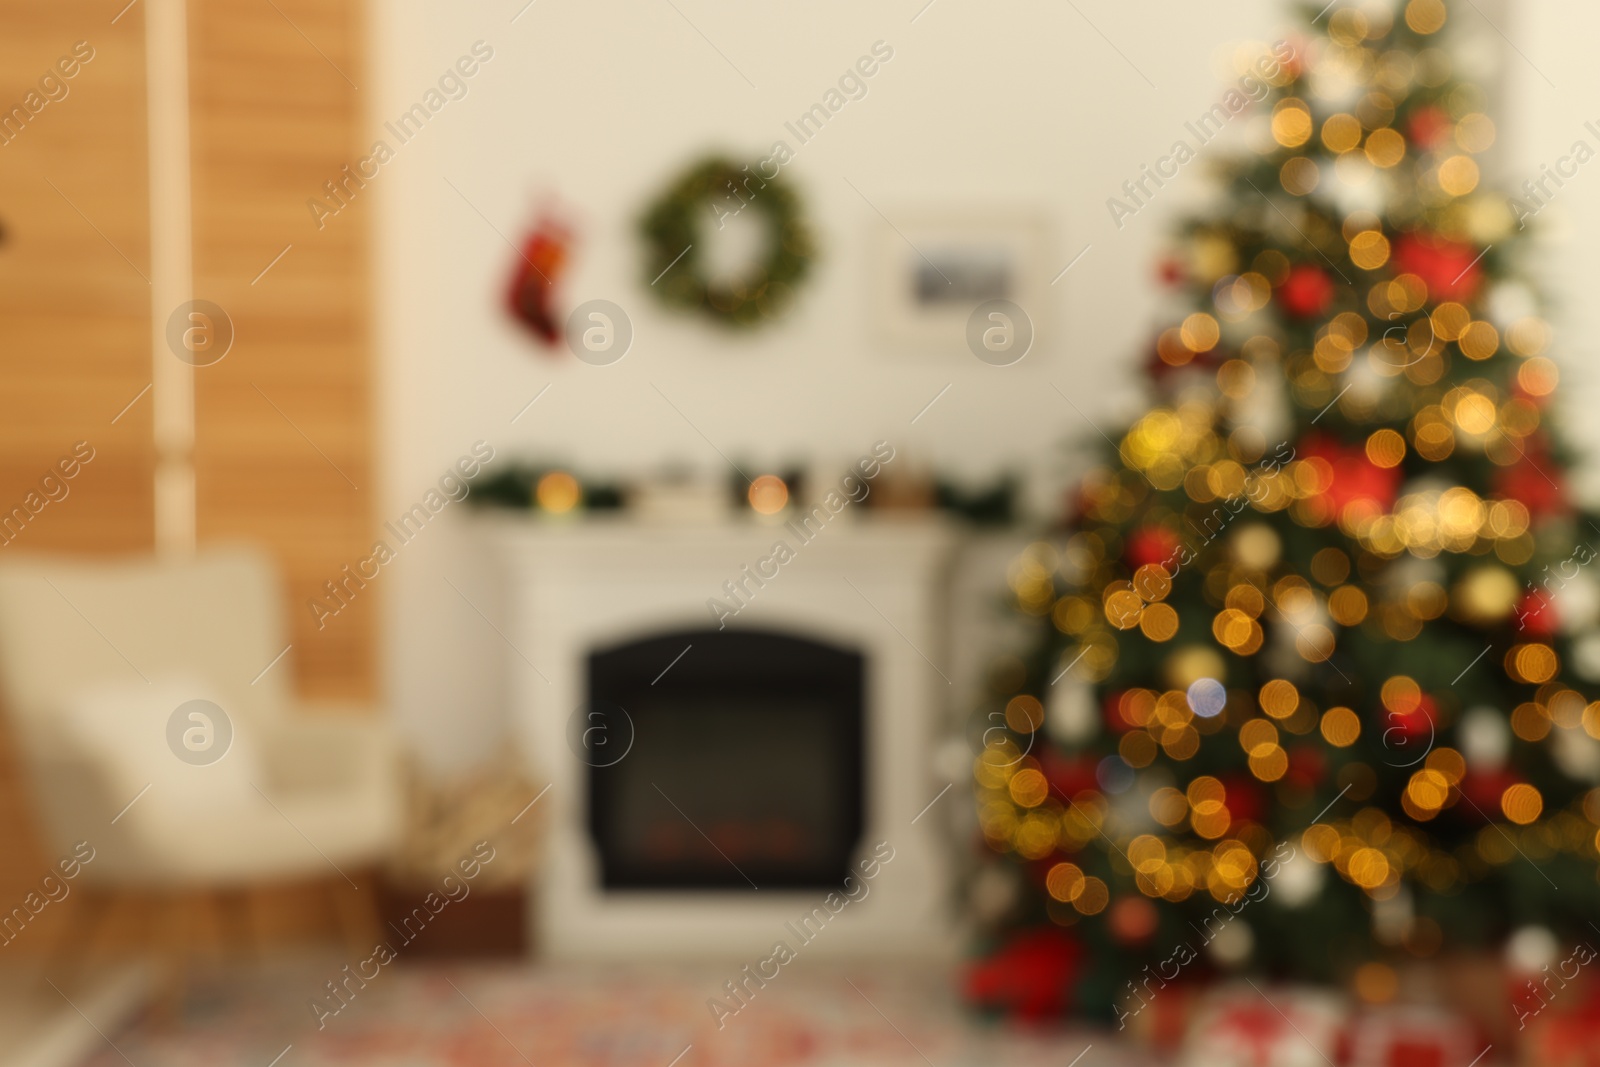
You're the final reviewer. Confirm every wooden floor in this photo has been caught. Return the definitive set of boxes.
[0,963,152,1067]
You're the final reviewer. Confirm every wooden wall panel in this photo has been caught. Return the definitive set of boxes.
[189,0,374,703]
[0,0,375,948]
[0,3,154,906]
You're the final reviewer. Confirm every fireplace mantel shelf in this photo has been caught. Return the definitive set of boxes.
[479,511,958,562]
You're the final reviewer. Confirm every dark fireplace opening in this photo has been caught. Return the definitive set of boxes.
[587,628,865,891]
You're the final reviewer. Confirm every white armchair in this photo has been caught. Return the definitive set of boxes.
[0,546,401,955]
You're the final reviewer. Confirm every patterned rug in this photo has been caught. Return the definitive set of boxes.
[80,962,1127,1067]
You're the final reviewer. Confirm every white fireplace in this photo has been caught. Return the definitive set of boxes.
[488,513,960,959]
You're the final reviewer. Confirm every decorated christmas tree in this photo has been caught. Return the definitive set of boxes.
[968,0,1600,1027]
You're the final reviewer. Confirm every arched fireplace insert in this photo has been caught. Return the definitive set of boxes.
[586,627,865,891]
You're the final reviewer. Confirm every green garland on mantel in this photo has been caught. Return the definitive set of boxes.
[639,155,816,329]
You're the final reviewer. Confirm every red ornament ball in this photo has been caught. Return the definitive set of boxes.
[1219,776,1265,824]
[1494,451,1566,518]
[1108,896,1159,945]
[1392,232,1483,303]
[1126,526,1181,570]
[1515,592,1559,637]
[1277,264,1335,319]
[1286,745,1327,790]
[1406,105,1453,151]
[1384,694,1436,741]
[1104,690,1134,734]
[1046,753,1100,798]
[1298,433,1401,514]
[1460,768,1519,814]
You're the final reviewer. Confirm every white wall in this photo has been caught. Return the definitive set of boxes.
[1504,2,1600,500]
[370,0,1341,771]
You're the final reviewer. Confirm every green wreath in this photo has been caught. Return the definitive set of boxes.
[639,156,816,328]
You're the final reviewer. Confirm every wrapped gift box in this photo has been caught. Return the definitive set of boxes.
[1520,982,1600,1067]
[1180,985,1347,1067]
[1346,1005,1478,1067]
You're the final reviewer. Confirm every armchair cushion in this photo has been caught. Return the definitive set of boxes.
[60,676,265,819]
[73,706,401,889]
[261,704,400,797]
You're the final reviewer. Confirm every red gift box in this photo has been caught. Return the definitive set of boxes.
[1520,975,1600,1067]
[1414,946,1600,1063]
[1346,1006,1478,1067]
[1180,985,1347,1067]
[1523,1013,1600,1067]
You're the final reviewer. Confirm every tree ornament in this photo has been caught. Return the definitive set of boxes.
[1164,646,1227,690]
[1126,525,1181,569]
[1386,694,1435,743]
[1492,449,1565,516]
[1459,706,1511,770]
[1459,766,1519,812]
[1298,433,1401,513]
[1188,233,1238,284]
[1048,753,1101,798]
[1463,194,1515,243]
[1186,677,1228,718]
[1570,632,1600,682]
[1108,895,1159,945]
[1310,54,1365,107]
[1231,523,1282,570]
[1514,591,1559,637]
[1392,232,1483,302]
[1382,554,1444,597]
[1328,163,1388,217]
[638,155,815,329]
[1341,357,1393,410]
[1270,848,1325,909]
[1452,565,1521,624]
[1219,775,1265,823]
[1097,754,1138,794]
[1548,572,1600,630]
[1206,919,1255,968]
[1285,744,1327,790]
[1113,779,1160,832]
[1371,884,1415,946]
[1551,728,1600,782]
[1548,572,1600,639]
[1046,678,1099,744]
[1233,359,1293,442]
[1486,281,1538,329]
[1406,104,1453,150]
[1277,263,1335,319]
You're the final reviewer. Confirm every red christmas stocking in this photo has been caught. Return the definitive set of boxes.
[506,216,572,346]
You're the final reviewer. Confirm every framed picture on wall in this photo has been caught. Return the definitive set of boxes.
[869,210,1051,353]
